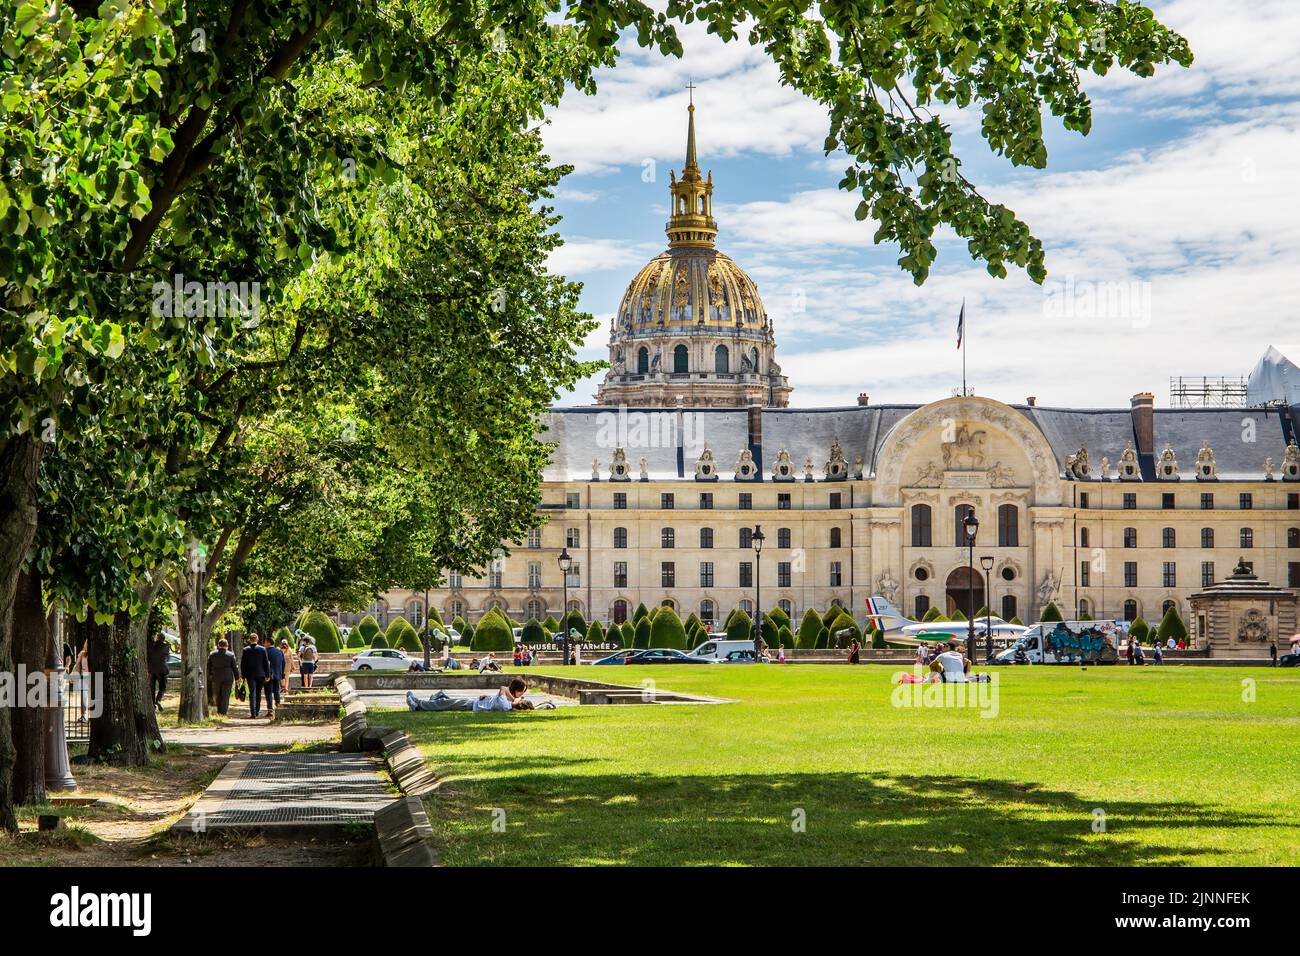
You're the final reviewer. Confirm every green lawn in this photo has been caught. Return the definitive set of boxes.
[376,665,1299,866]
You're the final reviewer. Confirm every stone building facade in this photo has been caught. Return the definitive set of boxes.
[353,108,1300,648]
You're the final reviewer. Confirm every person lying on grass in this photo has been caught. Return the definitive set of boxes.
[405,677,556,712]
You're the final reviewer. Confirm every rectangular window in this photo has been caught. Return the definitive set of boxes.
[777,528,792,549]
[566,563,581,588]
[1239,492,1253,510]
[527,562,542,589]
[1290,562,1300,588]
[915,595,931,618]
[829,492,842,510]
[613,527,627,549]
[613,492,627,510]
[661,493,674,510]
[1289,493,1299,510]
[699,562,714,588]
[1079,561,1090,587]
[740,527,752,549]
[700,527,714,549]
[778,493,792,510]
[1201,493,1214,510]
[739,561,753,588]
[661,562,675,588]
[829,561,842,587]
[527,528,542,549]
[1001,595,1017,621]
[1201,561,1215,587]
[739,493,752,510]
[1124,561,1138,588]
[1079,492,1090,509]
[699,493,713,510]
[1201,527,1214,548]
[448,572,462,589]
[1162,527,1176,548]
[613,561,627,589]
[488,567,503,589]
[566,528,580,549]
[777,561,792,587]
[1162,492,1175,509]
[1123,527,1137,548]
[1163,561,1177,588]
[566,492,581,509]
[1123,493,1136,510]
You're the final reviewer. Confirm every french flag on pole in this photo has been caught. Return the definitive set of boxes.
[956,300,965,350]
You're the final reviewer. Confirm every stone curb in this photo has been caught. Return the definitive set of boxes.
[372,796,439,867]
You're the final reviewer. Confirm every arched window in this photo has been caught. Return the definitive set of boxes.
[777,528,791,549]
[915,595,931,618]
[1077,599,1090,619]
[612,600,628,625]
[700,600,715,625]
[1001,595,1017,621]
[699,527,713,548]
[997,504,1019,547]
[1240,527,1253,549]
[1123,599,1138,622]
[1201,527,1214,548]
[637,347,649,374]
[911,504,932,547]
[673,344,689,373]
[1288,527,1300,548]
[406,600,424,630]
[660,598,675,611]
[739,527,753,549]
[778,599,793,618]
[1162,527,1176,548]
[1123,527,1137,548]
[739,599,753,615]
[954,504,976,547]
[661,527,675,549]
[525,598,545,620]
[613,527,628,549]
[714,345,729,372]
[829,527,842,548]
[448,600,464,620]
[1162,599,1177,615]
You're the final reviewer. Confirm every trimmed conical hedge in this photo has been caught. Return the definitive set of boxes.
[585,620,604,645]
[726,609,753,642]
[633,617,651,649]
[827,612,861,646]
[522,619,545,644]
[542,614,559,634]
[1129,616,1150,644]
[649,606,687,649]
[770,606,792,631]
[1040,601,1064,622]
[1156,607,1187,643]
[472,610,514,652]
[385,616,422,653]
[356,614,381,644]
[776,624,793,651]
[633,603,649,622]
[300,610,341,652]
[796,608,822,649]
[370,633,389,648]
[922,607,946,622]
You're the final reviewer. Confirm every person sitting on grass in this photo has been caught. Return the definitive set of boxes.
[405,677,556,712]
[933,641,969,683]
[479,652,501,673]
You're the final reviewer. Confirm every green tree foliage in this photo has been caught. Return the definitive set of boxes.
[385,616,421,653]
[356,614,381,644]
[1009,615,1026,626]
[649,606,687,649]
[828,612,862,646]
[770,606,792,631]
[633,617,652,649]
[472,611,514,653]
[1129,617,1150,645]
[1040,602,1064,623]
[922,607,946,622]
[370,633,389,649]
[542,615,560,634]
[727,609,753,642]
[796,609,822,649]
[816,626,831,650]
[1156,608,1188,644]
[460,620,476,648]
[777,624,794,651]
[871,627,886,649]
[300,610,341,653]
[522,619,546,644]
[585,620,604,645]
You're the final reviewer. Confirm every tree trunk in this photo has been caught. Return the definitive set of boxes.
[173,569,208,722]
[11,569,49,805]
[132,580,164,751]
[86,611,151,766]
[0,433,43,832]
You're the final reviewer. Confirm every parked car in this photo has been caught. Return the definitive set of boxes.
[592,649,649,665]
[720,649,759,663]
[627,648,715,665]
[1279,651,1300,667]
[351,648,415,671]
[166,651,182,676]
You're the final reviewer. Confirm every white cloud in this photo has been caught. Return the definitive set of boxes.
[546,237,659,276]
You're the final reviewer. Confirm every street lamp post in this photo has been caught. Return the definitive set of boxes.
[980,555,995,662]
[963,511,980,661]
[558,548,572,666]
[422,588,431,672]
[751,525,765,660]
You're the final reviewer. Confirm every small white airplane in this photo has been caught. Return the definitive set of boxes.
[863,596,1028,646]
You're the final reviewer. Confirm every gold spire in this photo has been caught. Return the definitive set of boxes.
[667,87,716,248]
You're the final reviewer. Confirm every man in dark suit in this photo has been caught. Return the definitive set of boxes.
[207,639,241,716]
[239,634,270,718]
[261,634,285,718]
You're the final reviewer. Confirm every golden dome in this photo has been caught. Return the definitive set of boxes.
[617,247,767,331]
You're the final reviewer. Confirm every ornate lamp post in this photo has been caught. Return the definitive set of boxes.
[980,555,995,662]
[422,587,431,671]
[963,510,980,661]
[751,525,765,659]
[558,547,572,666]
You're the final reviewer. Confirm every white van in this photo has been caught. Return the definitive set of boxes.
[687,638,757,662]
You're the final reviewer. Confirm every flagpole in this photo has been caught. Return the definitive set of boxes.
[961,298,967,396]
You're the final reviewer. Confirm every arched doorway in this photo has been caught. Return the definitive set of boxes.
[945,567,984,619]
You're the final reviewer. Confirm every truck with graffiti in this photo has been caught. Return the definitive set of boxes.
[992,620,1120,665]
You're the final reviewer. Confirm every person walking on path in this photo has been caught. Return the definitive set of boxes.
[297,635,318,688]
[1126,639,1135,665]
[1134,640,1145,665]
[1270,641,1278,666]
[261,634,285,718]
[207,639,240,716]
[240,634,271,718]
[1152,641,1163,665]
[146,632,170,709]
[278,637,295,696]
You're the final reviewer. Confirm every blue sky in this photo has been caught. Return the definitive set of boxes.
[541,0,1300,409]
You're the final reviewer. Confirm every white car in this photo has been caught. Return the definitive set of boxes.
[350,648,414,671]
